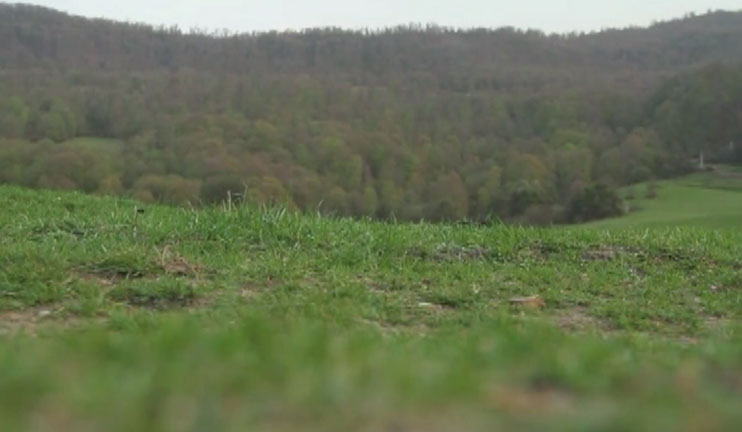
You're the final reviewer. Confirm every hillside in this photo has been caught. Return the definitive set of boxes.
[1,4,742,225]
[0,185,740,430]
[586,166,742,229]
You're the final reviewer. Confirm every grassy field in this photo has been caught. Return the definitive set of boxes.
[586,166,742,229]
[1,185,741,431]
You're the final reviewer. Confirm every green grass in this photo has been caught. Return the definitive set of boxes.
[1,185,741,431]
[586,166,742,229]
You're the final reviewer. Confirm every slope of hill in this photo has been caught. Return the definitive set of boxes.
[0,185,741,430]
[585,166,742,229]
[1,4,741,225]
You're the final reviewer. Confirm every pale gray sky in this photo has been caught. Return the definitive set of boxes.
[10,0,742,34]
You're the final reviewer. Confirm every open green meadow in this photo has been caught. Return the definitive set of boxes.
[587,166,742,230]
[1,185,741,431]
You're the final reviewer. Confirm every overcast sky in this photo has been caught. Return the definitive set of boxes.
[10,0,742,34]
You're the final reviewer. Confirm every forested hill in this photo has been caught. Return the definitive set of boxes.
[1,4,741,224]
[4,5,742,86]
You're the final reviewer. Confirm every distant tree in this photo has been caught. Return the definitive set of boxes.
[32,146,109,192]
[133,175,201,205]
[567,183,623,223]
[355,185,379,216]
[424,172,469,221]
[29,101,77,142]
[97,175,124,195]
[247,176,295,208]
[506,183,542,216]
[476,164,504,216]
[378,180,403,219]
[0,97,30,138]
[201,175,246,204]
[322,185,349,215]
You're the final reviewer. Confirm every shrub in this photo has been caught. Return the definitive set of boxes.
[568,183,623,223]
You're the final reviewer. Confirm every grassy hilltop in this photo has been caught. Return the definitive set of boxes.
[1,185,741,431]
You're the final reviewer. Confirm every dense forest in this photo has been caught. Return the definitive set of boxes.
[1,4,741,223]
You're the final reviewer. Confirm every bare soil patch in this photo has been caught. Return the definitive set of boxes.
[487,384,575,415]
[157,246,207,278]
[410,245,493,262]
[554,307,613,332]
[0,306,82,336]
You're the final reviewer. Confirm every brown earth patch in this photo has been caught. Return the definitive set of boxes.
[582,247,620,262]
[80,246,208,285]
[365,279,391,294]
[157,246,207,278]
[704,316,732,331]
[581,245,639,262]
[554,307,613,332]
[75,271,120,288]
[0,306,87,336]
[514,242,571,262]
[358,318,431,336]
[240,279,280,300]
[76,247,209,291]
[415,301,456,313]
[411,245,492,262]
[86,267,147,281]
[107,281,200,310]
[0,308,45,335]
[509,295,546,310]
[487,384,575,415]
